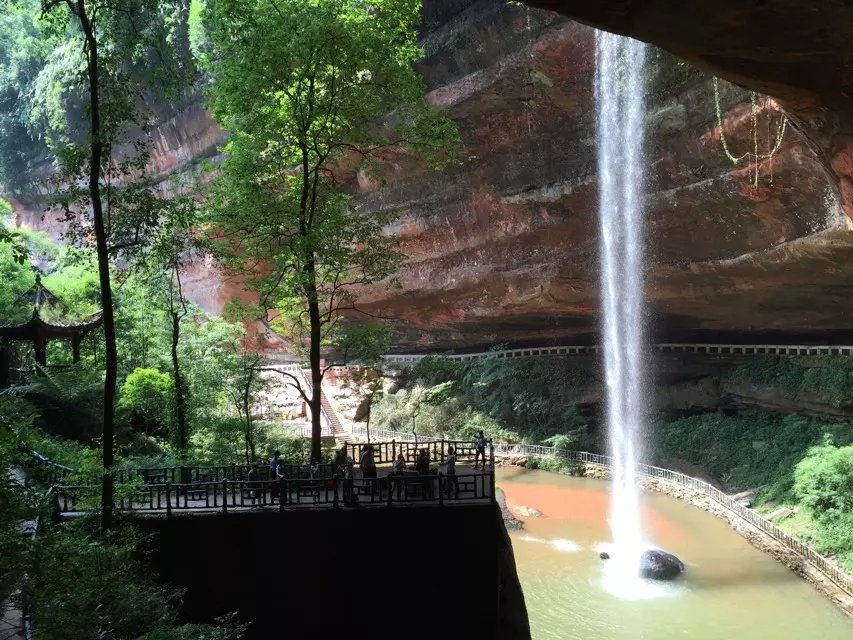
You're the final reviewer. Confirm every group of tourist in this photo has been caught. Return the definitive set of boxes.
[243,431,492,507]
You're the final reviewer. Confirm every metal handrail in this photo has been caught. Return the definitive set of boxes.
[339,428,853,595]
[380,343,853,363]
[495,443,853,597]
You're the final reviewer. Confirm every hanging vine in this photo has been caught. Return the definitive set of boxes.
[713,76,788,188]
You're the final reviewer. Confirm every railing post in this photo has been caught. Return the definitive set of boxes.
[489,445,496,505]
[392,440,396,463]
[165,482,172,517]
[438,472,444,506]
[279,478,286,512]
[222,479,228,514]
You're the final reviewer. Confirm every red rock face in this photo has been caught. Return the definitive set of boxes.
[7,1,851,351]
[351,4,842,349]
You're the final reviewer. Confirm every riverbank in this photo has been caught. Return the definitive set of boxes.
[601,464,853,617]
[501,460,853,618]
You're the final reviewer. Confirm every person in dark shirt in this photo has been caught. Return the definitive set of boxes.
[416,448,430,475]
[247,464,261,507]
[360,445,377,497]
[269,450,281,502]
[474,430,488,470]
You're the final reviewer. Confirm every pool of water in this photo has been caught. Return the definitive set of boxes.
[498,467,853,640]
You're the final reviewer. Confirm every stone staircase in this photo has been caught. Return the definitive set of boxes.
[302,369,349,443]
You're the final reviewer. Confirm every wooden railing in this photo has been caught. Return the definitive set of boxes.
[54,471,494,515]
[23,447,75,486]
[49,439,496,516]
[344,438,492,467]
[113,462,338,485]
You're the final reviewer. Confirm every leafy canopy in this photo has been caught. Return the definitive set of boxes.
[202,0,460,353]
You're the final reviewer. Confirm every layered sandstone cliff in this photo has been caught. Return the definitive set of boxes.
[8,0,851,352]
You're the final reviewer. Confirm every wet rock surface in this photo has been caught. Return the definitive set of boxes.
[639,549,686,580]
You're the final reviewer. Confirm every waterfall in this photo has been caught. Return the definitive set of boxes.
[595,31,648,581]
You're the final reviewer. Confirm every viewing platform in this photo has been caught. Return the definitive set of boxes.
[49,440,496,518]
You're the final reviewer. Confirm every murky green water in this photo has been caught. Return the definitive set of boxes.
[498,467,853,640]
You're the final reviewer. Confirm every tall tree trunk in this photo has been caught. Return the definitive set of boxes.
[243,366,255,463]
[171,310,187,453]
[365,397,371,444]
[307,259,322,464]
[78,0,116,534]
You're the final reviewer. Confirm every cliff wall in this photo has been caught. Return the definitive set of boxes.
[8,1,851,351]
[133,503,530,640]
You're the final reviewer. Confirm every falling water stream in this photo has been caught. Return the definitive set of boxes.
[595,32,650,594]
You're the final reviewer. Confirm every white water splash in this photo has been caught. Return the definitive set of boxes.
[551,539,582,553]
[519,535,582,553]
[595,31,649,590]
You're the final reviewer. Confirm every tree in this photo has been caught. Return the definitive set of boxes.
[135,194,204,454]
[118,367,175,437]
[202,0,461,462]
[0,0,54,193]
[37,0,192,532]
[222,338,267,464]
[336,321,391,443]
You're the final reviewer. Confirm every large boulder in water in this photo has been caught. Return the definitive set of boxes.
[639,549,684,580]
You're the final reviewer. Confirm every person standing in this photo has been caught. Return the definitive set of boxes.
[473,431,488,470]
[343,451,355,506]
[360,444,377,496]
[247,464,261,507]
[444,445,457,498]
[269,450,281,502]
[392,453,406,499]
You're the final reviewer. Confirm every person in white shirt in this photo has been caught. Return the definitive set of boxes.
[444,446,457,498]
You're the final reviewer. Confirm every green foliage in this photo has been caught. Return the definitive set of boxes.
[373,356,592,446]
[18,519,243,639]
[202,0,461,460]
[726,356,853,408]
[6,365,105,441]
[794,440,853,514]
[792,441,853,569]
[406,356,462,386]
[119,367,175,436]
[653,410,853,500]
[0,0,54,190]
[187,0,210,63]
[459,356,593,444]
[525,454,585,476]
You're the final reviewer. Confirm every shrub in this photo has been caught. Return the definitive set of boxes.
[793,441,853,569]
[407,356,461,386]
[525,454,585,476]
[726,356,853,408]
[652,410,853,499]
[119,368,175,437]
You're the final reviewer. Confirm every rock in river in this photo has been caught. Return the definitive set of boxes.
[639,549,685,580]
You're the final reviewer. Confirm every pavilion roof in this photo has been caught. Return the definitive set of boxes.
[0,274,103,339]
